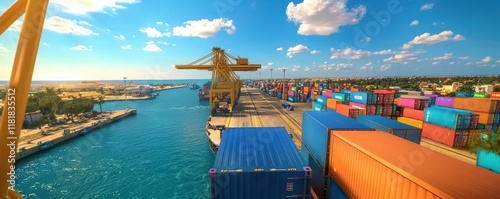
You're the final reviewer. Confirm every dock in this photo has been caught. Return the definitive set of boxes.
[210,86,478,165]
[16,109,137,160]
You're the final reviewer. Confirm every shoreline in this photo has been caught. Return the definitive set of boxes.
[103,85,188,101]
[15,109,137,161]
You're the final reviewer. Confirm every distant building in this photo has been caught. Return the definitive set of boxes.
[24,110,42,125]
[129,85,154,96]
[419,82,437,91]
[440,82,463,93]
[473,85,494,93]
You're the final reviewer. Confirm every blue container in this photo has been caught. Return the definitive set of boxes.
[424,106,472,130]
[456,91,473,97]
[313,102,325,111]
[316,95,327,105]
[288,96,299,102]
[340,89,351,94]
[328,177,349,199]
[210,127,312,199]
[356,115,422,144]
[302,111,372,168]
[277,92,282,99]
[350,92,377,105]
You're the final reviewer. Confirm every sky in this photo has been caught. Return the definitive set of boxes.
[0,0,499,80]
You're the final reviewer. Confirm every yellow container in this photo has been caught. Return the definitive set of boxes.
[397,117,423,129]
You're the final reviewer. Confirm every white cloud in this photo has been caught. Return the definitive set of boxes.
[360,62,372,71]
[287,44,310,58]
[157,41,169,45]
[261,62,273,70]
[42,43,49,46]
[458,56,469,60]
[449,62,455,65]
[304,67,311,72]
[171,44,176,47]
[497,60,500,63]
[172,18,236,38]
[410,20,419,26]
[121,45,132,50]
[45,16,97,35]
[476,56,492,64]
[335,63,353,71]
[78,21,92,26]
[360,37,371,43]
[383,50,422,63]
[310,50,320,54]
[139,27,170,38]
[142,41,162,52]
[286,0,366,35]
[292,65,301,72]
[114,34,125,40]
[420,3,434,11]
[433,53,453,61]
[330,48,392,60]
[432,61,439,65]
[380,64,391,71]
[70,45,92,51]
[49,0,140,16]
[276,47,283,51]
[402,31,465,49]
[432,22,437,26]
[156,21,163,25]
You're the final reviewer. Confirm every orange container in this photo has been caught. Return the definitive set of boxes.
[397,117,423,128]
[334,88,340,92]
[350,87,359,92]
[329,131,500,199]
[336,104,359,119]
[452,98,498,113]
[474,111,495,124]
[490,92,500,99]
[326,98,342,110]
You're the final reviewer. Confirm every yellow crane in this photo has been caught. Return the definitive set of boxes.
[175,47,261,112]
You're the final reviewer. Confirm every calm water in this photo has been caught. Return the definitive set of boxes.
[15,85,215,199]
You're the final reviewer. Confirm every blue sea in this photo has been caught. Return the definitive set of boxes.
[15,81,215,199]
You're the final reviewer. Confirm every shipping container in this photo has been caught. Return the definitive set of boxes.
[402,107,424,120]
[277,92,282,99]
[301,147,327,199]
[340,89,351,94]
[322,91,333,98]
[329,131,500,199]
[210,127,311,199]
[435,97,454,107]
[474,111,496,125]
[473,92,488,98]
[316,95,327,105]
[424,106,472,130]
[490,92,500,99]
[470,113,479,129]
[349,102,376,115]
[397,116,424,128]
[456,91,473,97]
[349,92,377,105]
[336,104,360,119]
[357,115,422,144]
[373,89,396,94]
[288,89,295,97]
[328,177,348,199]
[421,122,468,148]
[313,102,326,111]
[453,98,498,113]
[477,149,500,174]
[397,97,428,110]
[326,98,342,110]
[332,93,347,103]
[302,111,372,168]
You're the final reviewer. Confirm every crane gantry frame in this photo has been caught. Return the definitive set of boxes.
[175,47,261,112]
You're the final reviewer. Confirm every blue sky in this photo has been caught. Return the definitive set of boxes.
[0,0,499,80]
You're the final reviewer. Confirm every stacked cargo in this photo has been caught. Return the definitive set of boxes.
[326,98,342,110]
[301,111,372,199]
[421,106,473,148]
[473,92,488,98]
[491,92,500,99]
[335,104,361,119]
[332,92,349,105]
[453,98,500,131]
[349,91,382,117]
[357,115,422,144]
[286,84,309,102]
[329,131,500,199]
[210,127,311,199]
[456,91,473,97]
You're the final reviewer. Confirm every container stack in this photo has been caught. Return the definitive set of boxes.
[356,115,422,144]
[421,106,473,148]
[348,91,379,117]
[313,95,327,111]
[396,94,430,128]
[456,91,473,98]
[452,98,500,131]
[329,131,500,199]
[301,111,373,199]
[210,127,312,199]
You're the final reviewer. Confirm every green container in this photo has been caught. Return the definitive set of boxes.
[478,124,486,129]
[395,93,401,98]
[392,104,398,116]
[332,93,346,102]
[291,86,297,92]
[376,105,383,115]
[473,92,488,98]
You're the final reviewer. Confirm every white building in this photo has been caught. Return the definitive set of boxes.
[473,85,494,93]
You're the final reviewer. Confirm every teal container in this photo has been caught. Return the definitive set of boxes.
[478,124,486,129]
[332,93,347,102]
[477,150,500,173]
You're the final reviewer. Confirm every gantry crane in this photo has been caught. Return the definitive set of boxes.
[175,47,261,112]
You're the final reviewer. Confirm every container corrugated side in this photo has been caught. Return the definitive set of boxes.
[326,98,341,110]
[329,131,500,199]
[490,92,500,99]
[402,107,425,120]
[313,102,326,111]
[332,92,347,102]
[335,104,359,119]
[210,127,311,199]
[301,146,327,199]
[424,106,472,130]
[435,97,455,107]
[316,95,328,105]
[397,116,423,128]
[302,111,372,168]
[474,111,496,124]
[349,92,376,105]
[356,115,422,144]
[477,150,500,174]
[421,122,468,148]
[328,177,348,199]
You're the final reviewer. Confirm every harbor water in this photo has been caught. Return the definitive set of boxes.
[14,83,214,199]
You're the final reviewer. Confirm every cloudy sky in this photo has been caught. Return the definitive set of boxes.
[0,0,499,80]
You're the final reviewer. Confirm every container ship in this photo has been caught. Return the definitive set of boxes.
[198,82,210,100]
[189,82,200,90]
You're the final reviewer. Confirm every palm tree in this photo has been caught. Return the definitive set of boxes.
[97,95,105,113]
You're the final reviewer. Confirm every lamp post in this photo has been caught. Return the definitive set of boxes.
[270,68,273,82]
[282,68,286,79]
[123,77,128,109]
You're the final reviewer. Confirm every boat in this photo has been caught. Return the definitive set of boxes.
[39,141,54,150]
[205,120,225,155]
[189,82,200,90]
[199,82,211,100]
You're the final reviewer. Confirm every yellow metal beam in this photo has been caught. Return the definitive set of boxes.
[0,0,27,35]
[0,0,49,198]
[174,65,261,71]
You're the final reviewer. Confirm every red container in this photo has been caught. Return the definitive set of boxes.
[350,102,376,115]
[336,104,359,119]
[490,92,500,99]
[422,122,468,148]
[373,89,396,94]
[381,105,393,116]
[402,107,424,120]
[287,90,295,97]
[334,88,340,92]
[470,114,479,129]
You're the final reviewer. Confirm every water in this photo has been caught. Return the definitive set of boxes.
[15,87,214,199]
